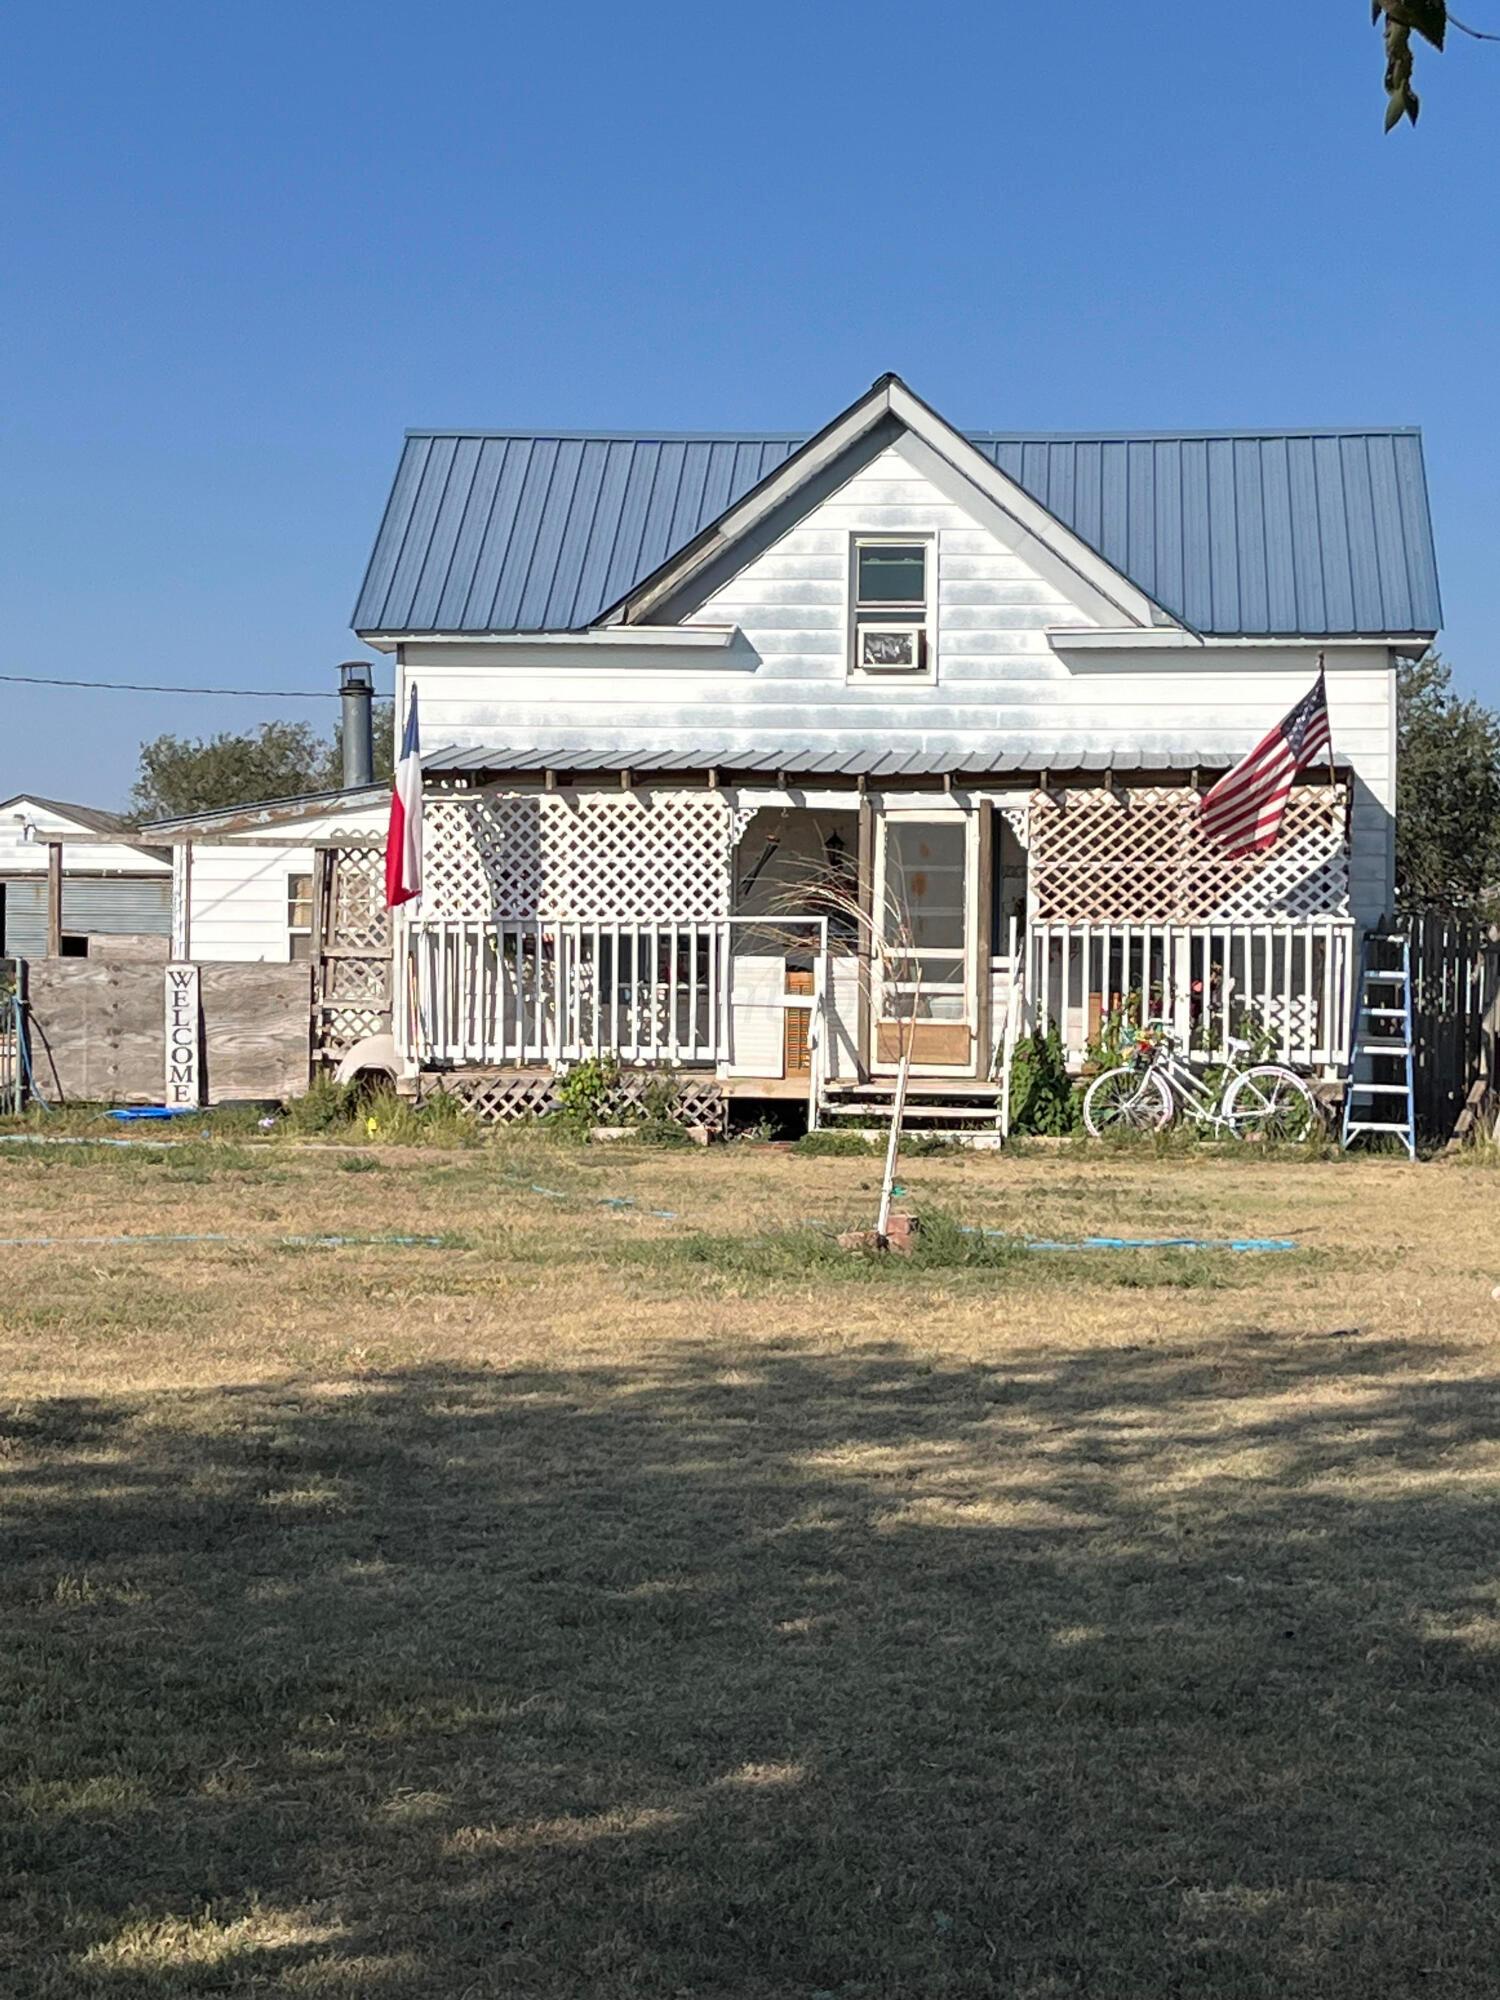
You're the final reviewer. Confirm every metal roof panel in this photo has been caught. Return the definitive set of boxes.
[354,420,1442,639]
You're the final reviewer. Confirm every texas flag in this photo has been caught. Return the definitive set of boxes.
[384,687,423,908]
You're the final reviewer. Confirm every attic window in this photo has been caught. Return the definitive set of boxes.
[856,542,926,609]
[850,536,933,678]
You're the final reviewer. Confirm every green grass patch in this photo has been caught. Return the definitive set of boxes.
[618,1209,1292,1291]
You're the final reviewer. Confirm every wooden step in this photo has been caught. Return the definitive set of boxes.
[828,1088,1004,1104]
[821,1103,999,1127]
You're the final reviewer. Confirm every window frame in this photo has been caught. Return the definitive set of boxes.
[287,870,315,963]
[847,531,937,685]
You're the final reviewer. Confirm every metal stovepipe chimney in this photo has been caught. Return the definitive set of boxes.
[339,660,375,787]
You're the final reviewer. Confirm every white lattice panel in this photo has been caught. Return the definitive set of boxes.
[315,846,391,1063]
[420,792,737,921]
[1028,786,1349,924]
[328,846,388,952]
[429,1069,726,1132]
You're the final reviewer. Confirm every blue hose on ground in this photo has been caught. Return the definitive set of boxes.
[958,1227,1296,1253]
[0,1134,181,1149]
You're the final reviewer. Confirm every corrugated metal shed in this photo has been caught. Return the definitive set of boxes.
[422,740,1240,780]
[1,877,172,960]
[354,424,1441,640]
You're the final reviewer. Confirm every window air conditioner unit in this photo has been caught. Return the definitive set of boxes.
[857,625,926,672]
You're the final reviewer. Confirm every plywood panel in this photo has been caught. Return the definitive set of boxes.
[92,934,170,963]
[876,1022,972,1067]
[25,960,310,1106]
[200,963,310,1102]
[26,962,161,1102]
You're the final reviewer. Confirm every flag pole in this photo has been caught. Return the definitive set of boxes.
[1318,650,1336,787]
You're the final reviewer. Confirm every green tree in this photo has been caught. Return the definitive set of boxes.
[1396,654,1500,914]
[1374,3,1499,130]
[129,704,393,822]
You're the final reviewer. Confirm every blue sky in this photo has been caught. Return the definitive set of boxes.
[3,1,1497,806]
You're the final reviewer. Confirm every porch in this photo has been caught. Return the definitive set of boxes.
[405,911,1354,1074]
[397,769,1358,1108]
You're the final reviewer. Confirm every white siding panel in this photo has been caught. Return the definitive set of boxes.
[189,845,314,963]
[725,957,784,1079]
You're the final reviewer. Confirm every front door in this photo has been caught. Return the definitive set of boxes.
[872,812,977,1073]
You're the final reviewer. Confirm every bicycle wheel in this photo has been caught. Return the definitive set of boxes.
[1222,1066,1319,1142]
[1082,1066,1174,1137]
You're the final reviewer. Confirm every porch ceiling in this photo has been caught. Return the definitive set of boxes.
[421,740,1242,781]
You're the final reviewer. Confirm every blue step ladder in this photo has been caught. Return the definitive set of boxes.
[1341,930,1417,1160]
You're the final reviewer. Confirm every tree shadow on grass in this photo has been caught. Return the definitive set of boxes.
[1,1327,1497,1997]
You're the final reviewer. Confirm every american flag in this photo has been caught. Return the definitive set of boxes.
[1198,668,1333,858]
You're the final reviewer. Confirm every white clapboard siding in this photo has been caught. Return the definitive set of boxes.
[402,434,1400,923]
[179,805,387,963]
[188,844,315,962]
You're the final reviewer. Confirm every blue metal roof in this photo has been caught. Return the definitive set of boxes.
[353,423,1441,639]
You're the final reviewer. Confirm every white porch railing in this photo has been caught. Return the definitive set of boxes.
[1026,918,1356,1071]
[404,916,830,1114]
[403,914,1353,1087]
[408,919,729,1066]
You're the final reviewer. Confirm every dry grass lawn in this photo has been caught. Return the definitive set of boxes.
[0,1127,1497,1997]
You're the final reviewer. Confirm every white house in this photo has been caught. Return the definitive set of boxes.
[0,796,172,959]
[150,374,1444,1124]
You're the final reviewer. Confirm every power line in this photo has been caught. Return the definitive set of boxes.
[0,672,382,700]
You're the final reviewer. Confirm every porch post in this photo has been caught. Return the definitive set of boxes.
[975,802,993,1075]
[1170,928,1193,1049]
[46,842,63,957]
[856,794,875,1080]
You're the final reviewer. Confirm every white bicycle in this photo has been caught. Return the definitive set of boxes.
[1082,1021,1320,1142]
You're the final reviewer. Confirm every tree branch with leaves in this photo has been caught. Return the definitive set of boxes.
[1396,655,1500,916]
[128,705,394,822]
[1374,1,1499,130]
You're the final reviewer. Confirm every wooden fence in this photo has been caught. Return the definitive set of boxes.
[1402,911,1500,1144]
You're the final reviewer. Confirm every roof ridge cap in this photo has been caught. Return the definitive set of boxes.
[401,423,1426,444]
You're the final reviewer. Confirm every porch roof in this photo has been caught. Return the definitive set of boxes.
[421,739,1242,780]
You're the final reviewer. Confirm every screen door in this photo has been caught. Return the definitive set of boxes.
[873,813,975,1073]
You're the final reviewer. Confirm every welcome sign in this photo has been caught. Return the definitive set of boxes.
[164,963,201,1107]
